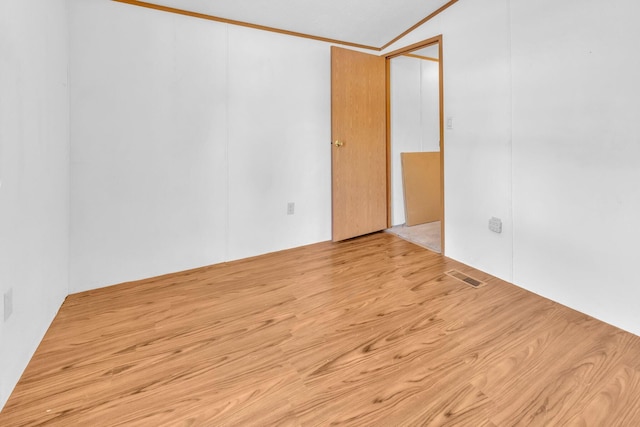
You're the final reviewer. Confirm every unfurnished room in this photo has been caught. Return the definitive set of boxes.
[2,0,640,424]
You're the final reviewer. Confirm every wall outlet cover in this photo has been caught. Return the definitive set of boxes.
[489,217,502,234]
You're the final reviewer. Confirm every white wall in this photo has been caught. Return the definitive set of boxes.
[421,61,441,152]
[385,0,514,280]
[226,26,332,260]
[385,0,640,335]
[69,0,332,292]
[391,57,422,226]
[0,0,70,409]
[69,1,228,292]
[390,56,440,225]
[510,0,640,334]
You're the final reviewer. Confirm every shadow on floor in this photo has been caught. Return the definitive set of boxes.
[386,221,441,253]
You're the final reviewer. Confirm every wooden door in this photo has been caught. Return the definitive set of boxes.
[331,46,387,242]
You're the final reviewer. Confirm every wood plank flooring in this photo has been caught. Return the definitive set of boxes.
[2,232,640,425]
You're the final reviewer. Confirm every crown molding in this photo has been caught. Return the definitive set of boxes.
[112,0,381,51]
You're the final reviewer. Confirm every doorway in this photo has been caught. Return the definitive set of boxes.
[385,37,444,253]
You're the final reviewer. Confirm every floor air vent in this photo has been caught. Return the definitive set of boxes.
[446,270,486,288]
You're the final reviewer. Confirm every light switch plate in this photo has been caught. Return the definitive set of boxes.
[446,117,454,130]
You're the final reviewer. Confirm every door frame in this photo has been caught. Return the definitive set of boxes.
[385,35,445,254]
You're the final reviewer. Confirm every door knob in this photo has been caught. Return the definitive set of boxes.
[334,140,344,148]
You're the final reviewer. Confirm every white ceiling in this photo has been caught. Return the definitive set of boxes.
[139,0,455,49]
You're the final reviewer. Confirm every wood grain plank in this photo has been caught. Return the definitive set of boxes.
[2,233,640,425]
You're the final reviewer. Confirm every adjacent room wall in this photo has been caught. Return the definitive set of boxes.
[68,0,332,292]
[420,60,441,153]
[0,0,70,409]
[390,56,440,225]
[384,0,640,336]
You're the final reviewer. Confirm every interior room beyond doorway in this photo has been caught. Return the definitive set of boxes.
[387,42,442,253]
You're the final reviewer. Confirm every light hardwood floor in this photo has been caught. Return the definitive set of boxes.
[2,233,640,426]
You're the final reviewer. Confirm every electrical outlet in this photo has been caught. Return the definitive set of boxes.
[287,202,295,215]
[489,217,502,234]
[4,288,13,322]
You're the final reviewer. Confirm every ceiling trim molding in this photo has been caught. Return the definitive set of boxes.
[404,53,439,62]
[386,36,442,59]
[380,0,459,51]
[112,0,382,51]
